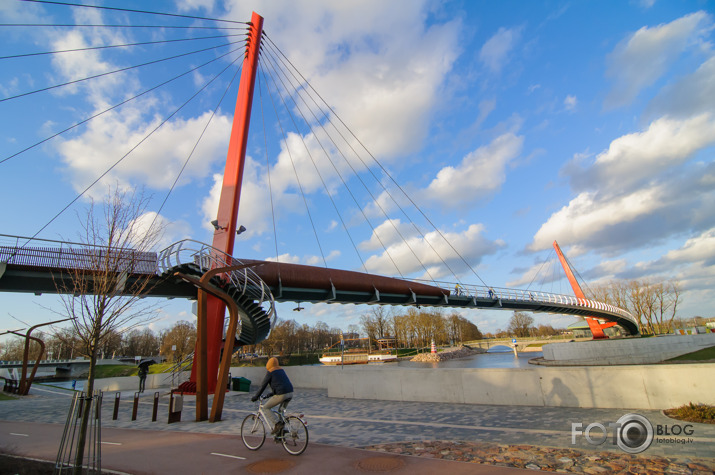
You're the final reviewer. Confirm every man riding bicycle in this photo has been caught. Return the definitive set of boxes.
[251,357,294,434]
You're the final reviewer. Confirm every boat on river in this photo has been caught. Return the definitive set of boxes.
[319,351,397,365]
[319,337,398,365]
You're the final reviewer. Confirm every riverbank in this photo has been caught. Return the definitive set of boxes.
[410,345,486,363]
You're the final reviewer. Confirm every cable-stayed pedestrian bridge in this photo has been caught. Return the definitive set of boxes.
[0,236,640,341]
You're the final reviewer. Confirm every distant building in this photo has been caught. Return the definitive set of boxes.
[375,337,396,350]
[567,320,623,339]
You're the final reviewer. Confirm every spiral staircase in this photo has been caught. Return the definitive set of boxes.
[157,240,276,393]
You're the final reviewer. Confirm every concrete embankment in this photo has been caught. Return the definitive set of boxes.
[229,361,714,410]
[82,336,715,411]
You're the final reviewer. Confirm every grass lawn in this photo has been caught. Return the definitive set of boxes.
[667,345,715,362]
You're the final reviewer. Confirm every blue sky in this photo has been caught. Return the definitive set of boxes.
[1,0,713,337]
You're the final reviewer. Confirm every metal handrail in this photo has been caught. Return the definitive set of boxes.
[158,239,276,324]
[414,279,637,327]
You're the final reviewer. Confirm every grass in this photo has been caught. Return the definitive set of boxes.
[667,345,715,362]
[665,402,715,424]
[76,362,176,379]
[0,392,17,401]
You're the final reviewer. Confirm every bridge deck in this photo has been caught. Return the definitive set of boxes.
[0,241,640,336]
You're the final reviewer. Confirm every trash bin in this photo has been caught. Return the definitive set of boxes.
[232,377,251,392]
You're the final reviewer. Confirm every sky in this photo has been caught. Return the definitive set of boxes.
[0,0,713,338]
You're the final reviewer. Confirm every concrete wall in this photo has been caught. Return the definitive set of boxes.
[228,365,335,390]
[86,361,715,410]
[542,333,715,364]
[225,363,715,410]
[325,364,715,410]
[88,372,189,393]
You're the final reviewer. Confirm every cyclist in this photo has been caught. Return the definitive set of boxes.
[251,357,294,434]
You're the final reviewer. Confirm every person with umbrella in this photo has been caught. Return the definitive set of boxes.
[137,359,155,393]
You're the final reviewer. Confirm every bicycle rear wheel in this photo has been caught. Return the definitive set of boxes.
[281,416,308,455]
[241,414,266,450]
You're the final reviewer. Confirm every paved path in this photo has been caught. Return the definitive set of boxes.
[1,383,714,473]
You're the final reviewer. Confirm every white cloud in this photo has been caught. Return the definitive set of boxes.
[479,26,522,73]
[660,228,715,266]
[221,0,461,160]
[563,95,577,111]
[359,219,417,252]
[605,11,713,107]
[130,211,192,250]
[530,160,715,254]
[506,259,560,288]
[176,0,216,12]
[565,114,715,193]
[266,253,301,264]
[363,222,504,279]
[426,132,523,206]
[59,107,232,198]
[646,55,715,121]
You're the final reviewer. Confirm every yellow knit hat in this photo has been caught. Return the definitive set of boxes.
[266,357,280,372]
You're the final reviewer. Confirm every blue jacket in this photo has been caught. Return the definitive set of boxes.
[255,368,293,397]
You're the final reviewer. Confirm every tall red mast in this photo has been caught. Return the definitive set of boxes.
[192,12,264,398]
[553,240,615,340]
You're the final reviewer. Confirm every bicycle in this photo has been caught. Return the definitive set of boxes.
[240,395,309,455]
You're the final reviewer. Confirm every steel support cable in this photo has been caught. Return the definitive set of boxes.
[20,0,249,25]
[562,250,595,298]
[152,55,245,225]
[524,247,555,292]
[263,33,489,289]
[0,39,243,103]
[0,33,244,60]
[257,72,281,270]
[258,65,328,268]
[262,35,457,284]
[259,49,372,274]
[0,23,244,30]
[261,45,412,279]
[0,42,248,166]
[263,38,450,284]
[19,49,245,252]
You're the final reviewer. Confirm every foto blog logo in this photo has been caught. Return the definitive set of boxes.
[571,413,654,454]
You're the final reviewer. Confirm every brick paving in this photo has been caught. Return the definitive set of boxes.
[1,383,713,473]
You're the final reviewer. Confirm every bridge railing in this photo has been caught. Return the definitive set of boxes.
[158,239,276,323]
[417,279,636,325]
[0,234,157,274]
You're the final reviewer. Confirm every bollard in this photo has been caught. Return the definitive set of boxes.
[77,394,84,419]
[168,390,182,424]
[152,392,159,422]
[132,392,139,421]
[113,392,120,420]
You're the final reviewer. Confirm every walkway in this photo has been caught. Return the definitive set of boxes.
[1,384,713,473]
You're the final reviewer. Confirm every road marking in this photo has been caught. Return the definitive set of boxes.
[101,441,122,445]
[211,452,246,460]
[10,433,29,437]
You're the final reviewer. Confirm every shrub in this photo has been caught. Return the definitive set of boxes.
[665,402,715,424]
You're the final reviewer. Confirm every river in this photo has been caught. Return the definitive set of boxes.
[396,348,542,369]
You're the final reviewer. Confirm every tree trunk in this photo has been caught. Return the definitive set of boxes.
[73,347,98,474]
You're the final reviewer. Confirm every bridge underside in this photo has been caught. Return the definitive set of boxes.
[1,259,640,336]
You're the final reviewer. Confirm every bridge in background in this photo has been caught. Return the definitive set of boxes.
[0,236,640,339]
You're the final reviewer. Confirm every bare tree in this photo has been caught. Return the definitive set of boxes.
[53,186,163,472]
[507,311,534,338]
[592,278,682,334]
[160,320,196,363]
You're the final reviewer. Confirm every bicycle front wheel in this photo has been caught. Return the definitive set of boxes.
[241,414,266,450]
[281,416,308,455]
